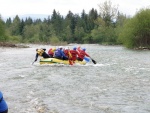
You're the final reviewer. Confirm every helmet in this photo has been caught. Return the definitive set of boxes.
[59,46,63,48]
[65,47,68,50]
[82,48,86,51]
[73,47,77,50]
[53,48,56,51]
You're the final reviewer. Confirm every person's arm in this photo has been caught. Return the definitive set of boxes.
[77,46,81,53]
[85,52,90,57]
[34,53,38,61]
[76,51,80,56]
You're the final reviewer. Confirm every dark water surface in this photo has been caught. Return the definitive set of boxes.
[0,44,150,113]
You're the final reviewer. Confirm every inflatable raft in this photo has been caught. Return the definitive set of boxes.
[39,58,89,65]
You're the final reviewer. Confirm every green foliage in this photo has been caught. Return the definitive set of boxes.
[115,12,127,44]
[2,1,120,45]
[98,0,118,27]
[28,34,40,43]
[3,2,149,49]
[119,8,150,48]
[82,33,93,43]
[74,26,85,43]
[90,1,119,45]
[64,25,72,43]
[9,35,22,43]
[24,17,33,25]
[91,26,117,44]
[0,17,8,42]
[10,15,22,35]
[5,17,12,28]
[50,36,60,44]
[51,10,64,36]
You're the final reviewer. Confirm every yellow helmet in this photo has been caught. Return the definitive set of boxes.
[53,48,56,51]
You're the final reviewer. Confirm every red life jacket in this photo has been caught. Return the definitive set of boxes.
[48,48,56,55]
[77,47,90,60]
[64,49,69,57]
[48,48,53,55]
[78,51,86,59]
[70,50,79,61]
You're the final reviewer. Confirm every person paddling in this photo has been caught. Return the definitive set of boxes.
[70,47,80,63]
[77,47,90,61]
[63,47,73,65]
[54,46,68,60]
[48,47,56,58]
[0,91,8,113]
[34,48,50,63]
[77,47,96,64]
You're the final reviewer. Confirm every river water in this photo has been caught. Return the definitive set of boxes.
[0,44,150,113]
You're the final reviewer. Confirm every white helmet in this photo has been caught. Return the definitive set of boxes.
[59,46,63,48]
[65,47,68,50]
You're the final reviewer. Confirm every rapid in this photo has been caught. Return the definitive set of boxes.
[0,44,150,113]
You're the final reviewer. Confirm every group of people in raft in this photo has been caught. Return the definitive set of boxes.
[34,46,91,64]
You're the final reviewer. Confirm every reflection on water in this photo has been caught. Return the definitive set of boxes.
[0,45,150,113]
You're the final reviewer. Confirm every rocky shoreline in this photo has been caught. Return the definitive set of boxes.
[0,42,30,48]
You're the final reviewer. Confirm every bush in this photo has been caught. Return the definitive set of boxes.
[119,8,150,49]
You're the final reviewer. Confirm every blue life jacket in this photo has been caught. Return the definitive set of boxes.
[54,49,62,57]
[60,50,67,58]
[0,91,8,112]
[54,48,68,59]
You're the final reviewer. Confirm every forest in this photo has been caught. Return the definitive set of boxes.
[0,1,150,49]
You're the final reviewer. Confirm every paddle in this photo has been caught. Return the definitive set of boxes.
[68,48,73,65]
[90,57,96,64]
[32,58,37,65]
[69,59,73,65]
[32,60,36,65]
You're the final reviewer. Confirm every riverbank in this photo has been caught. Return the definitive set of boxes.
[0,42,29,48]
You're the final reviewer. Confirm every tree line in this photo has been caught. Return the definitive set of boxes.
[0,1,150,49]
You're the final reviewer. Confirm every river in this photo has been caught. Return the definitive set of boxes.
[0,44,150,113]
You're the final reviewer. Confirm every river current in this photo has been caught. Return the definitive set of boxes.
[0,44,150,113]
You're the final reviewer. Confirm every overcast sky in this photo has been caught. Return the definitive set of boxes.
[0,0,149,18]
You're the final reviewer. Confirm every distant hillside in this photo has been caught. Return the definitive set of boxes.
[19,14,50,20]
[3,14,50,21]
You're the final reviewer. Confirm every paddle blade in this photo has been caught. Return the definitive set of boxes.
[68,51,72,58]
[32,61,35,65]
[69,60,73,65]
[91,58,96,64]
[84,57,90,62]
